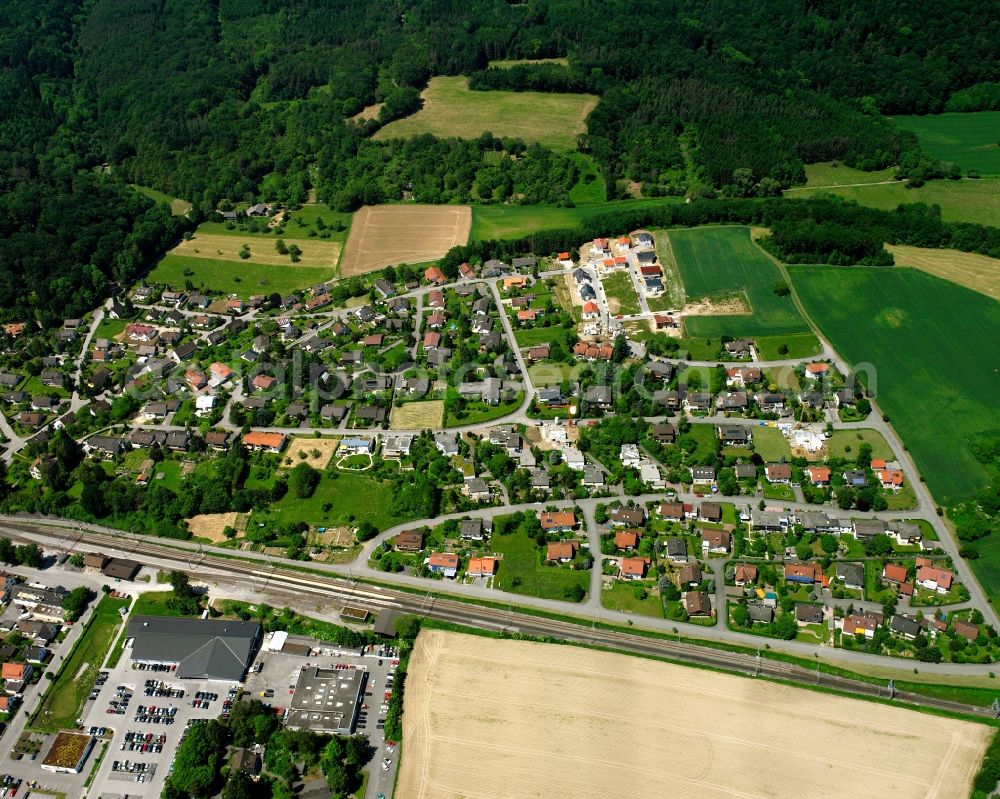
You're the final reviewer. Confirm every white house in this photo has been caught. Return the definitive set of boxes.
[620,444,641,468]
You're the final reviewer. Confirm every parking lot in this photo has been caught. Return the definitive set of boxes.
[80,642,243,799]
[0,635,402,799]
[243,637,401,799]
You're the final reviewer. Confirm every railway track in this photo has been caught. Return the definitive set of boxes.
[4,521,997,722]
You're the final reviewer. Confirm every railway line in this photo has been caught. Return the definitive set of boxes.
[3,520,997,723]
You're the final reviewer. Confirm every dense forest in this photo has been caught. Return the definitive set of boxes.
[1,0,998,321]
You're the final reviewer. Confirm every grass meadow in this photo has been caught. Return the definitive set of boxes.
[787,163,1000,228]
[148,253,336,297]
[668,226,812,339]
[892,112,1000,175]
[470,197,682,241]
[130,184,192,216]
[374,76,597,152]
[790,265,1000,506]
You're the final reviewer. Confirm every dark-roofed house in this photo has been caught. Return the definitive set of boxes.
[231,748,261,777]
[102,558,140,581]
[394,530,425,552]
[126,616,262,681]
[890,614,921,640]
[795,604,824,626]
[685,592,712,617]
[835,562,864,591]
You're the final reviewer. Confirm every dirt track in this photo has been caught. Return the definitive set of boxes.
[339,205,471,276]
[397,629,990,799]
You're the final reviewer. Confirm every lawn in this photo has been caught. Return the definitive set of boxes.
[513,325,571,348]
[470,198,681,241]
[791,266,1000,505]
[602,270,641,315]
[787,168,1000,228]
[668,226,812,338]
[686,423,719,462]
[32,595,130,733]
[527,362,580,386]
[493,529,589,602]
[259,471,410,532]
[374,76,597,152]
[754,332,822,360]
[752,426,791,462]
[762,483,794,501]
[825,429,895,461]
[130,184,192,216]
[147,253,336,297]
[131,590,190,618]
[892,111,1000,175]
[445,391,523,427]
[601,581,664,618]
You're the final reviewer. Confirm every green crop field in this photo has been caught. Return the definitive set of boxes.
[374,76,597,152]
[148,253,335,297]
[790,265,1000,506]
[470,197,681,241]
[892,111,1000,175]
[668,226,812,339]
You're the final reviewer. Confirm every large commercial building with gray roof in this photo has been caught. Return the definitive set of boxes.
[125,616,262,682]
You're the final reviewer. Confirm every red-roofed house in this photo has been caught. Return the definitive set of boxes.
[428,552,459,578]
[882,564,909,585]
[467,557,497,578]
[539,511,576,532]
[878,469,904,490]
[805,363,829,377]
[614,531,640,550]
[807,466,831,486]
[546,540,579,562]
[916,565,954,594]
[424,266,447,285]
[619,557,648,579]
[582,301,600,319]
[252,374,276,391]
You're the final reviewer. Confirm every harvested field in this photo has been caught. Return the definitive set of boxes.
[170,232,340,268]
[283,436,340,468]
[340,205,471,277]
[886,244,1000,301]
[398,630,990,799]
[390,400,444,430]
[186,512,249,542]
